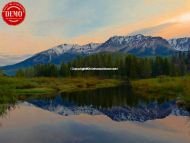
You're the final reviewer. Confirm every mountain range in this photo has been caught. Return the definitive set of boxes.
[1,34,190,75]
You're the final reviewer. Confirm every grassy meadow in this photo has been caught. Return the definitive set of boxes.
[0,76,122,100]
[132,76,190,109]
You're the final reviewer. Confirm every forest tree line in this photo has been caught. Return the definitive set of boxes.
[16,52,190,79]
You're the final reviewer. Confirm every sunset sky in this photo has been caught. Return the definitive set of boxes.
[0,0,190,65]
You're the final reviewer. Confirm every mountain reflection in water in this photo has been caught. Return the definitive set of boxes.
[28,85,190,122]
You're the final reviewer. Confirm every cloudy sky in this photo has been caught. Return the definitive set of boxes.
[0,0,190,62]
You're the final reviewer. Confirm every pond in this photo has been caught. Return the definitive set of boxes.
[0,85,190,143]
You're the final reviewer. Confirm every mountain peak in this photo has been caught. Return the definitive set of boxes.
[131,34,145,38]
[41,42,101,56]
[106,34,150,45]
[96,34,172,55]
[45,44,77,56]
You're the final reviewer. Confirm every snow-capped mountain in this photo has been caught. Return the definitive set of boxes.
[30,43,101,64]
[168,37,190,51]
[45,43,100,56]
[33,34,175,62]
[96,34,173,56]
[37,43,100,63]
[1,34,190,75]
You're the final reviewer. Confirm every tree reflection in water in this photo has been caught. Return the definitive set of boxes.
[61,85,173,109]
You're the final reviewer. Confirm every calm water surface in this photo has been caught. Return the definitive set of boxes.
[0,85,190,143]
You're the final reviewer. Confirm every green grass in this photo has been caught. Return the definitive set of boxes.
[132,76,190,107]
[0,76,123,99]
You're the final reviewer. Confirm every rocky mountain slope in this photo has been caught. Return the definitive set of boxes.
[168,37,190,51]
